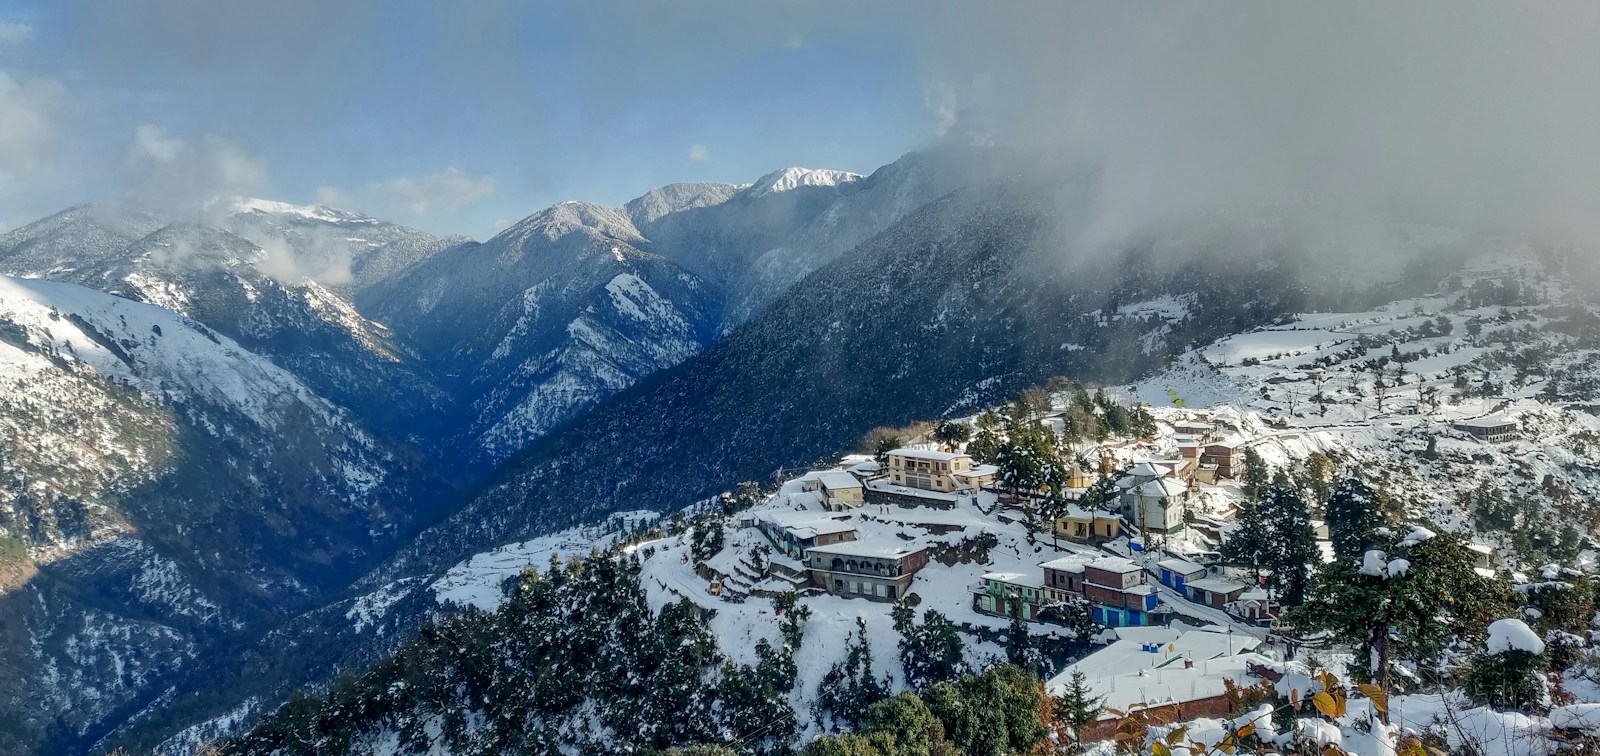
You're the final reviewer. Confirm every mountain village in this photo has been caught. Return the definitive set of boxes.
[394,258,1600,754]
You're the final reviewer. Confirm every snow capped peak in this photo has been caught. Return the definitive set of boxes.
[217,196,372,224]
[742,167,862,198]
[495,201,646,246]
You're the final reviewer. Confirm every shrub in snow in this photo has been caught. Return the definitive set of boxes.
[1487,618,1546,656]
[1465,618,1549,711]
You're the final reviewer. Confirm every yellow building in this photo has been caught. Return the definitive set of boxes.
[1053,506,1122,543]
[886,449,996,493]
[800,470,865,510]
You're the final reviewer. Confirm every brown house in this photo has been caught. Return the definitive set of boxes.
[1200,443,1245,479]
[1185,577,1247,609]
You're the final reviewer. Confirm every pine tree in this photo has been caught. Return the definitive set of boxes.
[1262,485,1319,605]
[1004,607,1043,676]
[1294,530,1511,711]
[892,601,966,689]
[815,618,890,728]
[1325,476,1383,562]
[1240,448,1269,500]
[1053,670,1104,751]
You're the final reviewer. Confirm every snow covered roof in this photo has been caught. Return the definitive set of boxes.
[1453,415,1517,429]
[888,448,966,462]
[1045,630,1265,715]
[1187,577,1247,594]
[1134,478,1189,498]
[815,470,862,491]
[983,572,1047,589]
[755,510,856,539]
[953,464,998,478]
[1127,462,1166,478]
[1086,556,1141,574]
[1158,558,1206,575]
[1040,556,1090,572]
[805,538,924,560]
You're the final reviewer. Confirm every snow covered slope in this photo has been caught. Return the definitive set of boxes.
[0,275,441,753]
[0,208,453,443]
[1125,255,1600,568]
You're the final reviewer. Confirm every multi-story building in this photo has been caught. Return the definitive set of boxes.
[805,539,929,602]
[1082,557,1160,627]
[799,470,865,510]
[1041,556,1090,603]
[974,572,1047,619]
[885,449,996,493]
[753,511,858,560]
[1054,505,1122,543]
[1201,443,1245,479]
[1032,555,1160,627]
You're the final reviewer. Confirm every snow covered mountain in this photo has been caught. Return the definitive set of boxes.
[0,275,447,753]
[0,207,456,443]
[216,196,467,297]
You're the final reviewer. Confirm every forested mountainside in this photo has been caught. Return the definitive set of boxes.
[0,276,450,754]
[356,154,985,465]
[374,176,1324,580]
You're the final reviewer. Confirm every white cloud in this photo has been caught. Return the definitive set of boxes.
[0,70,65,181]
[688,144,710,162]
[0,21,32,49]
[492,218,513,231]
[124,124,266,213]
[783,33,807,50]
[317,168,495,221]
[925,81,958,138]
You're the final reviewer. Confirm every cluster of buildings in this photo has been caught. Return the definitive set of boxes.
[742,425,1276,628]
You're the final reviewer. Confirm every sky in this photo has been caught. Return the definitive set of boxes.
[0,1,935,238]
[0,2,1595,251]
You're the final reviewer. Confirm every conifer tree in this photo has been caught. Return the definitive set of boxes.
[1325,476,1383,562]
[815,618,890,728]
[1053,670,1104,751]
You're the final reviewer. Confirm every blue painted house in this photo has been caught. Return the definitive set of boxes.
[1156,558,1207,593]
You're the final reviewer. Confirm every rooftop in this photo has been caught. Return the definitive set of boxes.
[888,448,967,462]
[1087,556,1142,574]
[1453,415,1518,429]
[755,510,857,538]
[1187,577,1248,594]
[1158,558,1206,574]
[1040,556,1090,572]
[1045,630,1265,715]
[982,572,1048,589]
[815,470,862,490]
[806,538,924,560]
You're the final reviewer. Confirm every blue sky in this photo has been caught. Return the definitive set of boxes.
[0,1,941,238]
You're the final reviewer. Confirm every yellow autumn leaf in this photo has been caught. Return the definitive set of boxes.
[1312,691,1338,718]
[1153,743,1172,756]
[1166,726,1189,746]
[1236,722,1255,739]
[1357,683,1389,714]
